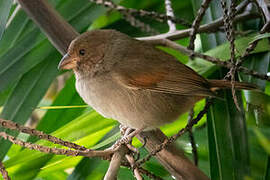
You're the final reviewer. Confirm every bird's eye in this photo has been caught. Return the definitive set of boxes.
[79,49,85,56]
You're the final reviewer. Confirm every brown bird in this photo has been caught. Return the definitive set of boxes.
[58,30,255,140]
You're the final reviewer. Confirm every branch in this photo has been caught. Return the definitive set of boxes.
[136,101,212,169]
[187,108,198,166]
[0,132,115,158]
[237,1,270,65]
[136,130,209,180]
[138,168,163,180]
[255,0,270,32]
[104,145,128,180]
[90,0,191,27]
[164,0,176,32]
[126,154,143,180]
[0,118,87,151]
[0,162,10,180]
[188,0,212,50]
[17,0,78,54]
[122,13,159,35]
[147,38,270,82]
[138,11,259,41]
[221,0,240,110]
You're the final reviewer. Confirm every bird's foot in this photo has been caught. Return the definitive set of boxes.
[119,124,129,135]
[120,127,145,144]
[119,135,132,144]
[111,126,145,151]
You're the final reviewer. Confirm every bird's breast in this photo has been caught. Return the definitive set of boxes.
[75,74,115,119]
[75,73,199,129]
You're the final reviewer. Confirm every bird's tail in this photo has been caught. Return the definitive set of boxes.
[208,79,257,91]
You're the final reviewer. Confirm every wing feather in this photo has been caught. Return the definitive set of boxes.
[111,42,216,97]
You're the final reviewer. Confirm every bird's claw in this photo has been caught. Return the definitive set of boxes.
[119,124,128,135]
[120,136,132,144]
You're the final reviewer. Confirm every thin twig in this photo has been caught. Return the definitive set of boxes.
[254,0,270,32]
[0,118,87,151]
[221,0,241,110]
[188,0,212,51]
[221,0,236,65]
[237,0,252,13]
[235,0,270,65]
[104,145,128,180]
[146,38,270,82]
[168,100,213,147]
[6,4,21,28]
[122,13,159,35]
[0,162,10,180]
[90,0,191,27]
[187,108,198,166]
[235,0,270,72]
[120,160,163,180]
[139,11,260,40]
[229,0,240,111]
[126,154,144,180]
[135,100,213,168]
[164,0,176,32]
[138,168,163,180]
[236,1,270,66]
[0,132,115,158]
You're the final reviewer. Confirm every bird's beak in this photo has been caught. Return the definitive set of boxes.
[58,53,77,70]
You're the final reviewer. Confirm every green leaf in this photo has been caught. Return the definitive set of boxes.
[265,157,270,180]
[240,53,270,90]
[187,34,270,77]
[244,91,270,126]
[0,0,108,93]
[208,89,250,180]
[9,126,115,179]
[253,128,270,155]
[0,0,12,40]
[0,30,52,92]
[67,157,101,180]
[91,132,120,150]
[37,105,88,109]
[7,154,54,180]
[207,112,220,179]
[4,111,117,168]
[190,1,250,179]
[251,33,270,44]
[0,10,29,56]
[239,15,270,180]
[32,76,86,136]
[67,127,120,180]
[0,54,59,160]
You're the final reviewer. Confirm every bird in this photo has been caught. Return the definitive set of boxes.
[58,29,256,141]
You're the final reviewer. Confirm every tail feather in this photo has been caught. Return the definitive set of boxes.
[208,80,257,91]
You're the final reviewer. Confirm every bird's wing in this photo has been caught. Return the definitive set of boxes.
[112,55,216,97]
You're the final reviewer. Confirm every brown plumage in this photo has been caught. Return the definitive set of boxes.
[58,30,256,130]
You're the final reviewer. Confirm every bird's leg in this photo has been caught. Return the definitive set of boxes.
[119,127,145,144]
[122,127,134,138]
[119,124,129,135]
[111,125,144,153]
[120,127,145,158]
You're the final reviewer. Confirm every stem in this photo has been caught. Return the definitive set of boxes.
[138,11,259,41]
[164,0,176,32]
[17,0,78,54]
[104,145,128,180]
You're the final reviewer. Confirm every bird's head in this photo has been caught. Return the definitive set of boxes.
[58,30,121,75]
